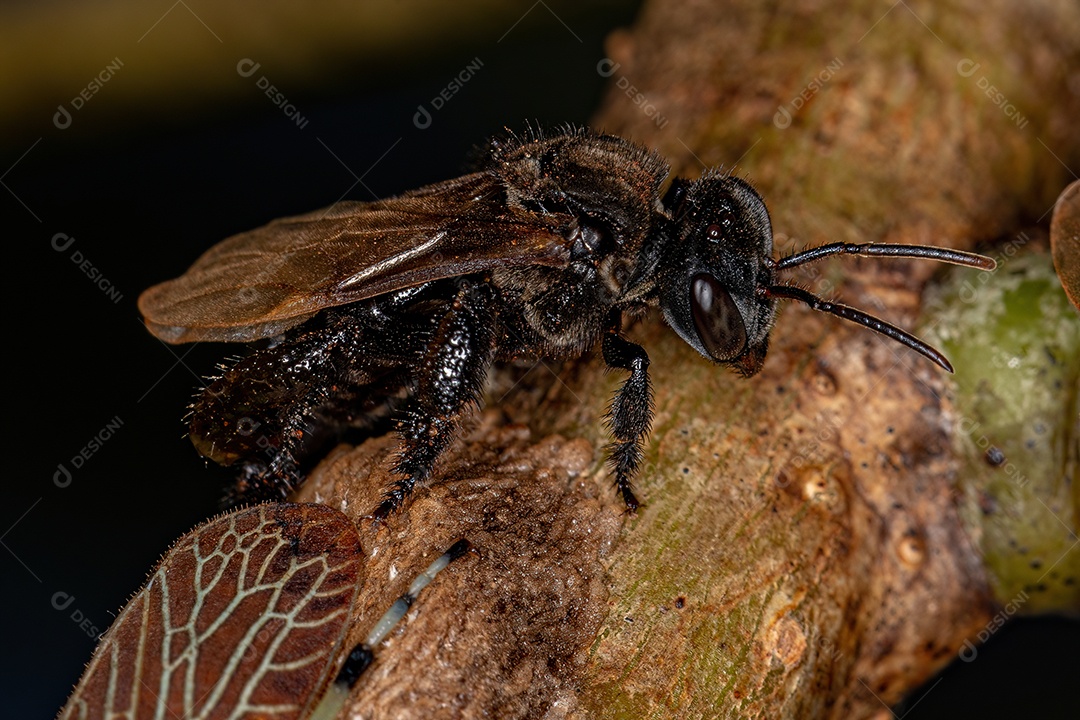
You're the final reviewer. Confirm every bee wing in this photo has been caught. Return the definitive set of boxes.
[58,504,364,720]
[138,173,573,343]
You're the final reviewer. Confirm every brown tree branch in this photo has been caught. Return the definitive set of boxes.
[296,1,1080,717]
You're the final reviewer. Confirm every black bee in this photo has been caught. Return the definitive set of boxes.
[138,127,994,516]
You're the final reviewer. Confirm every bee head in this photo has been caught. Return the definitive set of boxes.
[659,174,777,376]
[657,173,997,376]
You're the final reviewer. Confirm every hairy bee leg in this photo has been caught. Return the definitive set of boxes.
[375,283,498,519]
[602,321,654,512]
[192,345,338,503]
[257,361,362,499]
[196,309,417,504]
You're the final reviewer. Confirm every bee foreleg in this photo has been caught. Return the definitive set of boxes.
[375,282,498,519]
[602,313,654,512]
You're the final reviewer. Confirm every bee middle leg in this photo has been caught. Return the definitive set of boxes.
[374,282,498,519]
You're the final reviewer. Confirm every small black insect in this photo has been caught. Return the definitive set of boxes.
[139,126,995,516]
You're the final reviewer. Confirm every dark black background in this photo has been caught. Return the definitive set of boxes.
[3,3,1076,718]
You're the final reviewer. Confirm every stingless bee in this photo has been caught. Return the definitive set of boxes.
[139,127,995,516]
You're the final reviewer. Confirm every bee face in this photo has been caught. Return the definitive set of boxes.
[661,175,777,374]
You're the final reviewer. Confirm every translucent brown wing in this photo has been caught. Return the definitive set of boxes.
[138,173,573,343]
[58,503,363,720]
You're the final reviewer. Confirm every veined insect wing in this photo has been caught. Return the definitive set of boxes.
[58,503,363,720]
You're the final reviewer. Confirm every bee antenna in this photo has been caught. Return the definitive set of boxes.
[775,242,996,272]
[763,284,954,372]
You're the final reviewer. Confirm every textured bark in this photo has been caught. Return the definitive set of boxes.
[295,1,1080,718]
[298,420,622,719]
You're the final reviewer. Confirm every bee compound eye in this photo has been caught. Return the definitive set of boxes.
[690,273,747,361]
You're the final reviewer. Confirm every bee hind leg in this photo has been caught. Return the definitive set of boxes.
[374,282,498,519]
